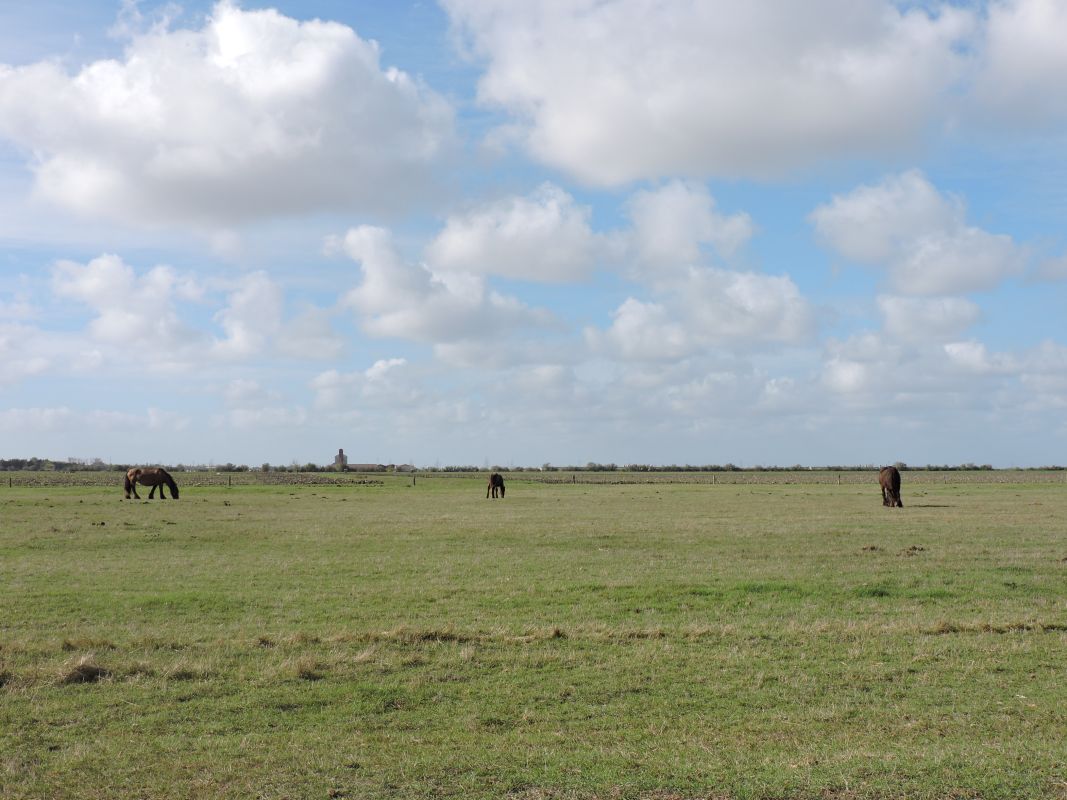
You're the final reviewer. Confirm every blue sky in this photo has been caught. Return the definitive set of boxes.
[1,0,1066,467]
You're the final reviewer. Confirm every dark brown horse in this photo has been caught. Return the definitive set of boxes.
[486,472,505,499]
[879,466,902,508]
[124,467,180,500]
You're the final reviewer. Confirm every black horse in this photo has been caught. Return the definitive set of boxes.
[124,467,180,500]
[879,466,902,508]
[486,472,505,499]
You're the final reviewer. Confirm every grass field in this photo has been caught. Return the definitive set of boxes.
[2,473,1066,799]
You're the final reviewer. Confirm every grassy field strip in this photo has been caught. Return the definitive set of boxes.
[2,477,1066,798]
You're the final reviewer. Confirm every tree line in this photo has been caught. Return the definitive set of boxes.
[3,458,1061,473]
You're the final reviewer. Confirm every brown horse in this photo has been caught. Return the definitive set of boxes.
[124,467,180,500]
[879,466,902,508]
[486,472,505,499]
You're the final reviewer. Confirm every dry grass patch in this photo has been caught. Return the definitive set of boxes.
[61,637,115,652]
[163,662,213,681]
[927,620,1067,635]
[58,655,110,685]
[287,655,326,681]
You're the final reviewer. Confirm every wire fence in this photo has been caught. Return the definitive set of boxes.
[3,469,1065,488]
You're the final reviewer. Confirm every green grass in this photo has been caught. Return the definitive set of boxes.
[1,475,1066,798]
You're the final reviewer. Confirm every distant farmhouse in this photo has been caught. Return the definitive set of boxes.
[332,449,413,473]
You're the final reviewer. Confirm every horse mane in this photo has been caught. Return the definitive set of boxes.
[160,468,179,498]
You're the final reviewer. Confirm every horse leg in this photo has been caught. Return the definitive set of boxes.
[149,484,157,499]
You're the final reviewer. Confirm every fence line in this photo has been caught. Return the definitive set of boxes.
[2,469,1064,488]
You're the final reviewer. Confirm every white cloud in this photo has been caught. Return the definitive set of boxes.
[0,406,187,433]
[820,331,1023,408]
[310,358,419,412]
[226,406,308,430]
[0,323,52,385]
[223,378,277,408]
[626,181,754,269]
[587,299,691,362]
[219,377,305,430]
[212,271,283,359]
[943,340,1016,375]
[588,267,815,361]
[426,183,602,282]
[338,225,555,343]
[811,171,1025,295]
[1034,253,1067,282]
[1018,341,1067,407]
[972,0,1067,127]
[0,1,454,226]
[444,0,974,183]
[878,295,981,342]
[275,306,344,361]
[0,290,37,321]
[52,253,203,348]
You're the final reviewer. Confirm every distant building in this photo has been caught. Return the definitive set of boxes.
[333,449,348,471]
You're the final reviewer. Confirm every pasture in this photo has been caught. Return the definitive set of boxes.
[1,472,1065,799]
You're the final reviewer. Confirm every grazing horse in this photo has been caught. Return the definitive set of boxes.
[879,466,902,508]
[124,467,180,500]
[486,472,505,499]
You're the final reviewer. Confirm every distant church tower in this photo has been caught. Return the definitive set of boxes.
[334,448,348,471]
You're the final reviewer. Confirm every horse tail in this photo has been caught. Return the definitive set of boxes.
[123,472,133,498]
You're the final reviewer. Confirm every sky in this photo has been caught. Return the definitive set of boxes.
[1,0,1066,468]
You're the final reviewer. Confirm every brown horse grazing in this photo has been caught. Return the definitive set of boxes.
[879,466,902,508]
[124,467,180,500]
[486,472,505,499]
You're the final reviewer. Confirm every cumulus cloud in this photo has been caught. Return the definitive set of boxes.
[877,295,981,342]
[311,358,424,413]
[275,306,344,361]
[0,323,52,385]
[0,290,37,321]
[49,254,335,372]
[225,406,308,430]
[810,171,1025,295]
[0,1,453,225]
[52,253,203,348]
[212,272,283,359]
[1018,341,1067,408]
[0,406,187,433]
[223,378,277,408]
[588,267,815,361]
[444,0,974,183]
[1034,253,1067,282]
[972,0,1067,127]
[821,330,1024,411]
[626,181,754,269]
[425,183,602,282]
[336,225,555,343]
[943,340,1016,375]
